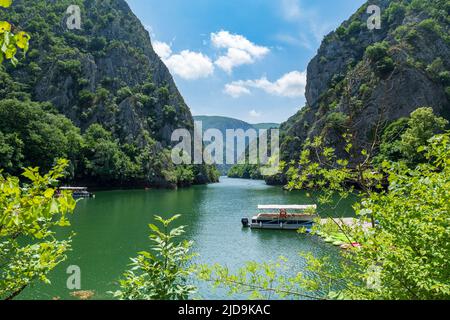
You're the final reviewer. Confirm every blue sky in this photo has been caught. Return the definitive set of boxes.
[126,0,366,124]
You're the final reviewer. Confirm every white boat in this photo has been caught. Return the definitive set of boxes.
[58,187,95,199]
[242,205,317,230]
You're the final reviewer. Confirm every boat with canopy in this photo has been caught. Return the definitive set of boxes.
[242,205,317,230]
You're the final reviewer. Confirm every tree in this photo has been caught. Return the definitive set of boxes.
[398,107,448,165]
[113,215,197,300]
[0,159,76,300]
[0,0,30,66]
[82,124,138,183]
[0,99,83,175]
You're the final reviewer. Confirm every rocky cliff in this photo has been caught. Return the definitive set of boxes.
[1,0,219,187]
[279,0,449,166]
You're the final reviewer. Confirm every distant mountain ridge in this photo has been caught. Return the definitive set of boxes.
[193,116,279,175]
[193,116,279,132]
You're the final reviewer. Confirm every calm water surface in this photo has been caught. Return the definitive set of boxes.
[22,178,355,300]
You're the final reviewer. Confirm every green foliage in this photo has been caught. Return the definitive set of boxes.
[426,58,445,81]
[163,105,177,122]
[89,37,107,51]
[398,107,448,164]
[197,257,324,300]
[82,124,138,183]
[377,107,448,166]
[376,117,409,163]
[228,164,262,180]
[335,26,347,38]
[365,42,395,76]
[0,0,30,66]
[116,86,133,102]
[325,112,349,131]
[0,99,83,175]
[384,2,406,24]
[417,18,441,33]
[174,166,195,186]
[78,89,96,107]
[0,159,76,300]
[113,215,197,300]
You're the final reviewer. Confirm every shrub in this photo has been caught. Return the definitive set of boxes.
[78,89,96,107]
[326,112,349,130]
[116,86,133,102]
[113,215,197,300]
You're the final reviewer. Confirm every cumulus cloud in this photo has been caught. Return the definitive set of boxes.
[211,30,270,73]
[249,110,262,118]
[153,41,214,80]
[224,71,307,98]
[165,50,214,80]
[153,41,172,60]
[224,83,251,98]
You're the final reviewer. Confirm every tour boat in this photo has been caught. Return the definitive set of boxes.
[241,205,317,230]
[58,187,95,199]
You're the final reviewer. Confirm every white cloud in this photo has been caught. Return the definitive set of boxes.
[165,50,214,80]
[249,110,262,118]
[211,30,270,73]
[215,48,254,74]
[224,71,307,98]
[153,41,172,60]
[153,41,214,80]
[224,83,251,98]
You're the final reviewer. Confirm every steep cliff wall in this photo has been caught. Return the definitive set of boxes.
[280,0,449,164]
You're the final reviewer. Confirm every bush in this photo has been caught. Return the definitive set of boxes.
[89,37,107,51]
[163,105,177,122]
[113,215,197,300]
[365,42,394,76]
[326,112,349,130]
[78,89,96,107]
[116,87,133,102]
[0,99,83,174]
[418,18,440,33]
[347,21,362,35]
[366,42,389,61]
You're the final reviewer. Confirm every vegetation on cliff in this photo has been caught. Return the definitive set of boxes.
[270,0,449,184]
[0,0,219,187]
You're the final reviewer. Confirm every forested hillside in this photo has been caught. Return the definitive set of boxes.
[272,0,449,184]
[194,115,279,175]
[0,0,219,188]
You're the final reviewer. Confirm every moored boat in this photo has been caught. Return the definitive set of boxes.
[242,205,317,230]
[58,187,95,199]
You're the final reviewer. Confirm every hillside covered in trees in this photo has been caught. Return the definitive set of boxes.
[0,0,219,188]
[194,116,279,175]
[269,0,450,184]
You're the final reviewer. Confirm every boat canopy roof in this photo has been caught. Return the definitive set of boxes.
[258,205,317,210]
[60,187,88,191]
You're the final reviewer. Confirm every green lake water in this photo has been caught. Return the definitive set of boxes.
[21,177,355,300]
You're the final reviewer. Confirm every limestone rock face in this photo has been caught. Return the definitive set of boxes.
[11,0,193,147]
[281,0,449,162]
[4,0,217,186]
